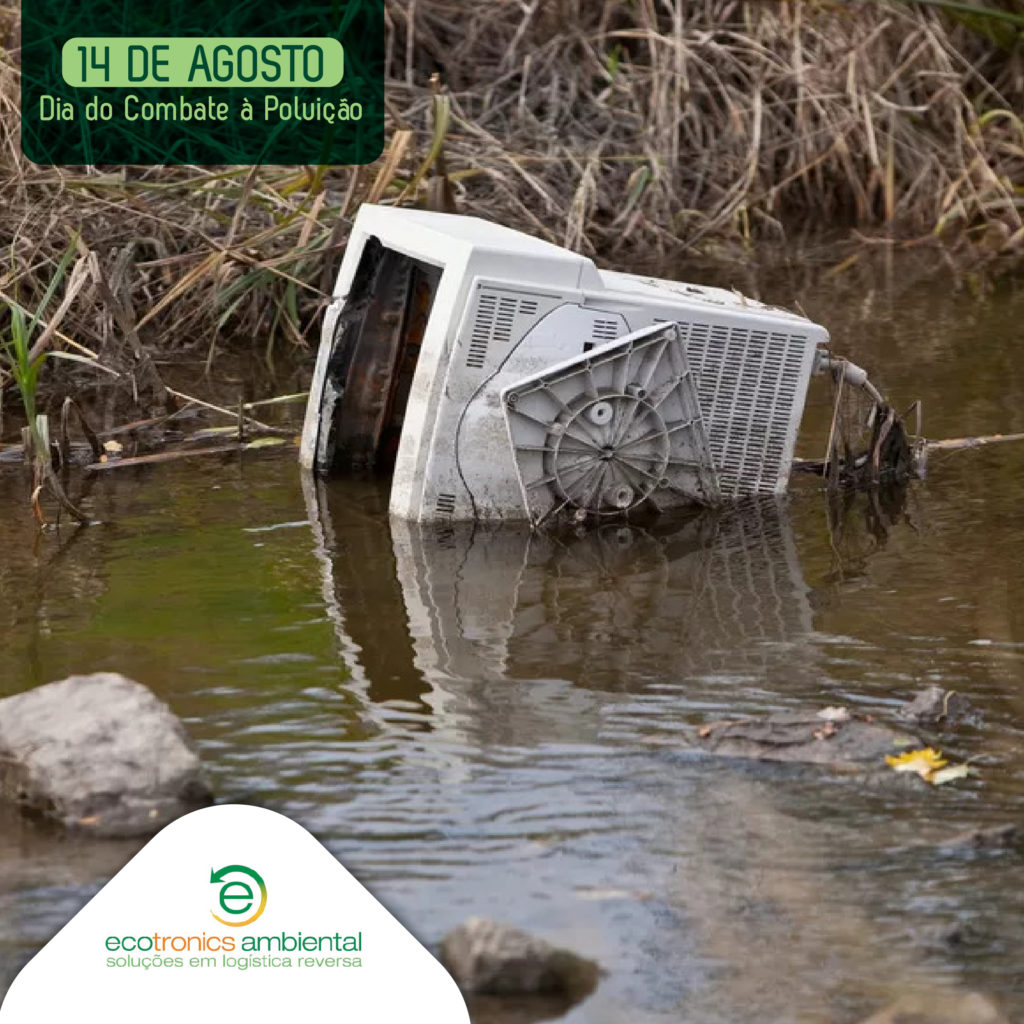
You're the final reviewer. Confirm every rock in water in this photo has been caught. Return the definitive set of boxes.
[858,991,1009,1024]
[440,918,601,999]
[941,824,1019,851]
[0,673,212,836]
[695,710,917,767]
[900,685,975,727]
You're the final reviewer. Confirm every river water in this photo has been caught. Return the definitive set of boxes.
[1,255,1024,1022]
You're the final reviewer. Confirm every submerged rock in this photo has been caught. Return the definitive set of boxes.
[933,920,987,951]
[900,686,975,727]
[440,918,601,1000]
[694,708,917,767]
[0,673,212,837]
[858,991,1009,1024]
[942,824,1019,851]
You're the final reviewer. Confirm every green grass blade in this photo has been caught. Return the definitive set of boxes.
[27,233,80,337]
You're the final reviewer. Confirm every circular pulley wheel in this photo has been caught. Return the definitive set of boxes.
[542,393,671,514]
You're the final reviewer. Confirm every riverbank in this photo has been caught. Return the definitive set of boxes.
[1,1,1022,384]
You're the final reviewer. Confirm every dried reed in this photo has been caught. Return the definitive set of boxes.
[0,0,1020,382]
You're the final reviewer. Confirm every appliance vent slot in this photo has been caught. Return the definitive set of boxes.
[680,321,807,497]
[493,297,518,342]
[466,291,543,368]
[466,339,489,369]
[592,318,620,342]
[466,293,497,368]
[435,492,457,515]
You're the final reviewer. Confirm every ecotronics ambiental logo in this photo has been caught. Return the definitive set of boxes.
[210,864,267,927]
[1,806,468,1022]
[104,859,363,971]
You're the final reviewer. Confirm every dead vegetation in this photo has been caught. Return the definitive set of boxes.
[0,0,1022,393]
[388,0,1024,258]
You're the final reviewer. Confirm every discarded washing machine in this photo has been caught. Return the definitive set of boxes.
[300,204,881,524]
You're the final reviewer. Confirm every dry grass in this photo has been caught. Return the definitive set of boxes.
[0,0,1022,389]
[396,0,1024,258]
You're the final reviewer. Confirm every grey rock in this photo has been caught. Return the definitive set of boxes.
[695,710,917,767]
[440,918,601,1000]
[858,991,1008,1024]
[933,921,986,951]
[0,673,212,837]
[942,824,1018,851]
[901,686,974,727]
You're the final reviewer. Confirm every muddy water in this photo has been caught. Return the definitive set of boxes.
[2,261,1024,1022]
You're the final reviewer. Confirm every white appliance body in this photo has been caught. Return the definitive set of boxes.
[300,205,828,523]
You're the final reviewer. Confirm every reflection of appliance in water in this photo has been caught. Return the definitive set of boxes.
[302,472,428,711]
[392,504,814,690]
[304,475,815,735]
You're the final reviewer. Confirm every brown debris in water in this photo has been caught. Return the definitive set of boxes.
[695,708,918,768]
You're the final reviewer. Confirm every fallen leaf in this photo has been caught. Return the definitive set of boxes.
[817,706,850,722]
[885,747,973,786]
[78,815,100,826]
[813,721,838,740]
[886,747,948,780]
[103,439,123,454]
[931,764,973,786]
[698,725,713,739]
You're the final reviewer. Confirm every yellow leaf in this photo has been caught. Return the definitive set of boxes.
[886,747,948,780]
[885,747,974,786]
[103,439,123,453]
